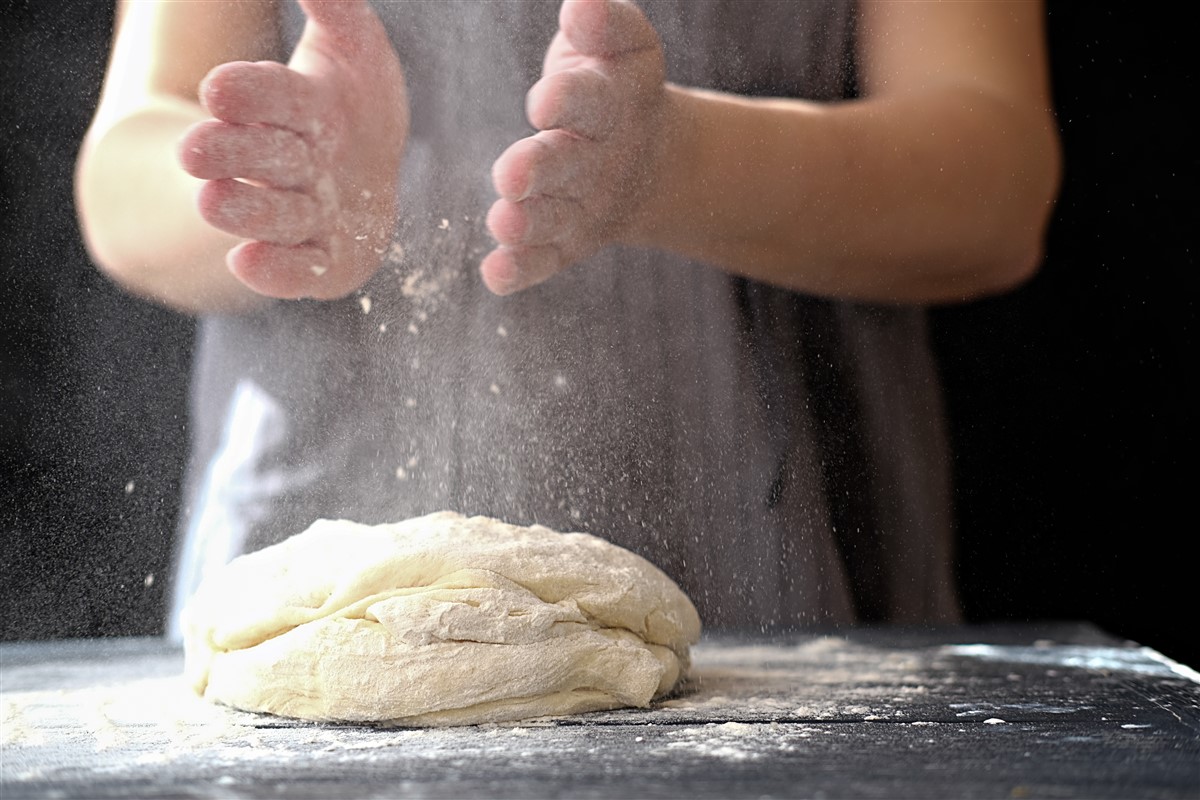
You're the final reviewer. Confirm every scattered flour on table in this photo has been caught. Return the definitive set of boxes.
[659,722,826,761]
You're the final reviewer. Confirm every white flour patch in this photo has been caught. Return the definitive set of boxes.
[657,722,812,762]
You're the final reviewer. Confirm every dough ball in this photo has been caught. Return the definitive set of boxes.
[182,511,701,726]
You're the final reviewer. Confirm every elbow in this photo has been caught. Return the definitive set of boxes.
[984,198,1058,296]
[74,201,167,307]
[75,184,126,296]
[73,111,200,308]
[76,225,152,303]
[74,134,144,292]
[953,210,1053,303]
[930,201,1056,305]
[965,116,1064,301]
[984,234,1046,297]
[75,188,129,291]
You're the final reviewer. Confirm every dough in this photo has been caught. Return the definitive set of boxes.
[182,511,701,726]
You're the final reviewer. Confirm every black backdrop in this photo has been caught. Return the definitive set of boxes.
[1,3,1193,665]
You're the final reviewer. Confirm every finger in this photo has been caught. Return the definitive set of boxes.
[491,130,587,201]
[179,121,314,189]
[526,67,615,138]
[559,0,659,60]
[485,198,525,245]
[228,241,345,300]
[480,245,571,296]
[200,61,321,136]
[486,195,584,248]
[197,179,323,246]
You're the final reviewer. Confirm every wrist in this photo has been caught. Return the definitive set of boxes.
[619,84,702,252]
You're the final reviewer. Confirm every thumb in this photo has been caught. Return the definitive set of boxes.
[559,0,659,59]
[297,0,376,53]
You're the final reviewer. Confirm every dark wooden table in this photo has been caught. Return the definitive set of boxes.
[2,623,1197,799]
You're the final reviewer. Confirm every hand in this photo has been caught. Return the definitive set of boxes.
[178,0,407,301]
[482,0,669,295]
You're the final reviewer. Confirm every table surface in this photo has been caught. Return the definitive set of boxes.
[2,623,1197,799]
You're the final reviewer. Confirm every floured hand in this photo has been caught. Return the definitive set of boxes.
[179,0,407,301]
[482,0,669,295]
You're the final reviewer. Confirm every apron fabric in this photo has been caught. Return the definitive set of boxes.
[171,0,960,637]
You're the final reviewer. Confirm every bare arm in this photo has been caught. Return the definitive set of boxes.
[76,1,279,313]
[485,0,1062,305]
[76,0,407,315]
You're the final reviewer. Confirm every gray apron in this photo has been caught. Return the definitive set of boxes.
[172,0,960,637]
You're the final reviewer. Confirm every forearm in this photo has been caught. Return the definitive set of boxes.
[631,82,1061,305]
[75,97,266,314]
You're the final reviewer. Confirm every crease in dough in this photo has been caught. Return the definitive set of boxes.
[183,511,701,726]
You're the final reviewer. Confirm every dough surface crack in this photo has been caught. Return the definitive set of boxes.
[183,512,700,726]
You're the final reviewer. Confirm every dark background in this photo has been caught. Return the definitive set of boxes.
[1,4,1193,665]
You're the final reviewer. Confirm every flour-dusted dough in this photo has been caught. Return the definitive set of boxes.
[182,511,701,726]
